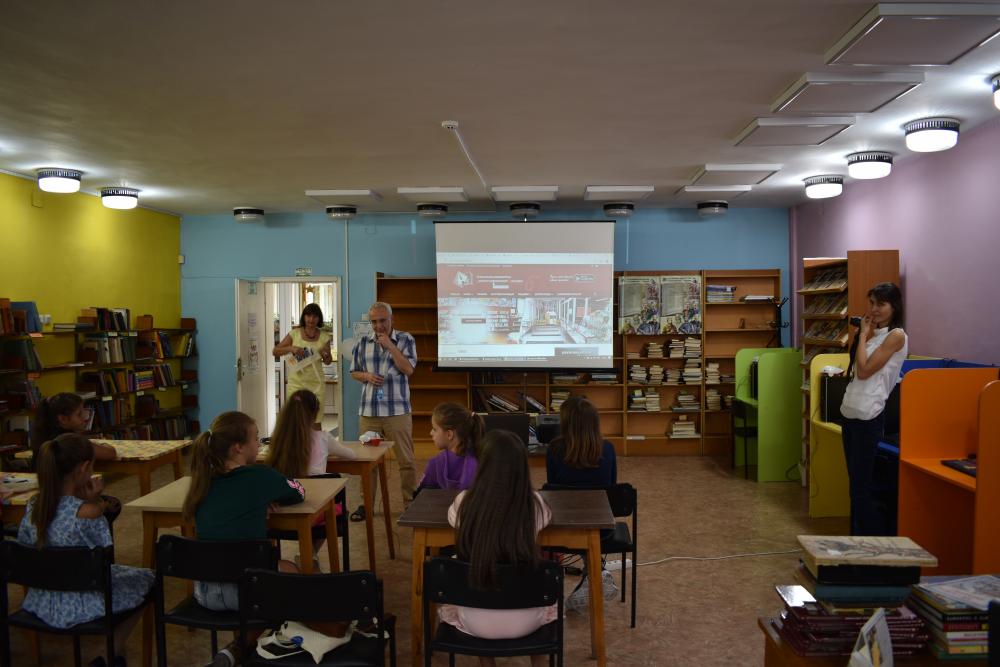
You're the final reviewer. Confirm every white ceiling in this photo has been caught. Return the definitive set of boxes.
[1,1,999,216]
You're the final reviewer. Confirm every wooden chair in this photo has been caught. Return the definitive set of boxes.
[153,535,278,666]
[423,557,564,667]
[239,568,395,666]
[0,542,150,667]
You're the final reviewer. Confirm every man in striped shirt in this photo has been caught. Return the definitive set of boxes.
[350,301,418,514]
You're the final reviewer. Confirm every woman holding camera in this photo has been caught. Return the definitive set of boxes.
[839,282,907,535]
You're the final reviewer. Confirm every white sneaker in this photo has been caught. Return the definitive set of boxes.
[565,584,589,613]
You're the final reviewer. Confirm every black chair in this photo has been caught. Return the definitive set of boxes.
[154,535,278,666]
[542,482,638,628]
[423,557,563,667]
[0,542,150,667]
[267,473,350,571]
[239,568,396,666]
[731,400,757,479]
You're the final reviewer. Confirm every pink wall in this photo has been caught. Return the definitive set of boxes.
[790,117,1000,365]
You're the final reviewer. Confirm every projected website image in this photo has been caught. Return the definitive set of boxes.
[438,296,612,364]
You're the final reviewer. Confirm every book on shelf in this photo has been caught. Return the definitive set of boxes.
[646,365,663,385]
[741,295,775,303]
[589,372,618,384]
[550,372,582,384]
[644,387,661,411]
[673,391,698,412]
[520,393,546,413]
[705,388,722,411]
[706,284,736,304]
[668,414,698,438]
[10,302,43,333]
[0,299,16,334]
[549,389,570,412]
[645,342,663,358]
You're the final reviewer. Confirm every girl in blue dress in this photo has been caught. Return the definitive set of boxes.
[18,433,153,665]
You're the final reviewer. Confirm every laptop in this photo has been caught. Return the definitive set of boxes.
[482,412,531,447]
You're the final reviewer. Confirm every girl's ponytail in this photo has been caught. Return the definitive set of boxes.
[32,434,94,547]
[182,411,254,522]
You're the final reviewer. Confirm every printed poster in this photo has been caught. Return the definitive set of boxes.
[659,275,702,334]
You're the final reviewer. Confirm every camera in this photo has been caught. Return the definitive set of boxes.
[849,316,862,327]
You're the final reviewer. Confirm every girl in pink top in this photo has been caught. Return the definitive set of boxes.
[440,430,555,667]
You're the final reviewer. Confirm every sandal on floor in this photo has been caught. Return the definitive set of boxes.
[350,506,366,522]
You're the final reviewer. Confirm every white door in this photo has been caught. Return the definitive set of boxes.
[235,278,268,427]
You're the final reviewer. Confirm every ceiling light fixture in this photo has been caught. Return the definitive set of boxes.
[846,152,893,180]
[509,202,541,218]
[696,201,729,218]
[233,207,265,223]
[804,176,843,200]
[36,168,82,193]
[326,205,357,220]
[603,202,634,218]
[417,203,448,217]
[992,74,1000,110]
[904,118,960,152]
[100,187,139,210]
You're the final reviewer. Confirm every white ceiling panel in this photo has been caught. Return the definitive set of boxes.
[691,164,782,186]
[772,72,924,114]
[733,117,856,147]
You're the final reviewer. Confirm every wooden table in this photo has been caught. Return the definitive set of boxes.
[91,439,191,496]
[324,441,396,573]
[757,616,987,666]
[126,475,347,667]
[0,472,101,526]
[399,489,614,667]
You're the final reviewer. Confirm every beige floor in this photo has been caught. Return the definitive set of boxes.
[4,455,849,666]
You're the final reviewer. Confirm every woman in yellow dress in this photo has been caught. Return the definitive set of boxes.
[272,303,333,429]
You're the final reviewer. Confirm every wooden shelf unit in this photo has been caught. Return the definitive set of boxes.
[897,368,1000,575]
[798,251,899,488]
[377,268,783,459]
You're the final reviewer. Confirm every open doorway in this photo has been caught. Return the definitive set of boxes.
[236,276,341,438]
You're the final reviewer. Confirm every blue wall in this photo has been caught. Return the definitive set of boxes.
[181,207,790,441]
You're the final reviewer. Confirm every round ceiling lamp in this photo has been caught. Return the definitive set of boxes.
[603,202,634,218]
[696,201,729,218]
[846,152,893,180]
[992,74,1000,111]
[100,187,139,210]
[904,118,960,153]
[417,203,448,217]
[233,207,265,223]
[36,168,82,193]
[510,202,541,218]
[804,176,843,200]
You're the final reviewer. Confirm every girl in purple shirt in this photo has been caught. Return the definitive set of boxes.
[419,402,484,491]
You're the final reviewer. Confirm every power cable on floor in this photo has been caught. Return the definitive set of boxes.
[636,547,803,568]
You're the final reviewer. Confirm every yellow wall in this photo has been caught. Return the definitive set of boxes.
[0,171,181,325]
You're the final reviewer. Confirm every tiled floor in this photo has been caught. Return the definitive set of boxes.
[4,455,849,666]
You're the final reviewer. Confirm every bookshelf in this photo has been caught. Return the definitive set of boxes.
[703,269,783,458]
[0,304,200,457]
[378,269,783,459]
[897,368,1000,575]
[798,251,899,487]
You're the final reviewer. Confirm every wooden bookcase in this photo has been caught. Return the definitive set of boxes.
[377,269,782,459]
[897,368,1000,575]
[0,311,199,459]
[798,250,899,484]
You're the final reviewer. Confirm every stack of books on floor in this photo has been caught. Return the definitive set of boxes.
[683,337,701,358]
[769,535,937,659]
[647,365,663,385]
[665,367,681,384]
[645,342,663,358]
[668,415,698,438]
[627,389,647,412]
[643,388,661,412]
[550,390,570,412]
[629,364,648,384]
[706,285,736,303]
[907,575,998,660]
[673,391,698,412]
[590,372,617,385]
[705,388,722,411]
[682,359,702,384]
[705,362,720,384]
[668,339,685,359]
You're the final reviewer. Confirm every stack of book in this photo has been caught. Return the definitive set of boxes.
[673,391,698,412]
[723,394,734,409]
[705,362,720,385]
[683,337,701,358]
[627,389,647,412]
[665,367,681,384]
[668,339,685,359]
[706,285,737,303]
[629,364,648,384]
[551,373,582,384]
[486,394,520,412]
[626,350,641,360]
[647,365,664,385]
[79,307,131,331]
[741,295,774,303]
[720,372,735,384]
[550,389,570,412]
[80,333,137,364]
[768,535,937,659]
[668,415,698,438]
[590,372,617,385]
[705,388,722,411]
[645,342,663,358]
[54,321,95,332]
[908,575,998,660]
[643,388,661,412]
[0,339,43,371]
[682,359,702,384]
[520,393,546,413]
